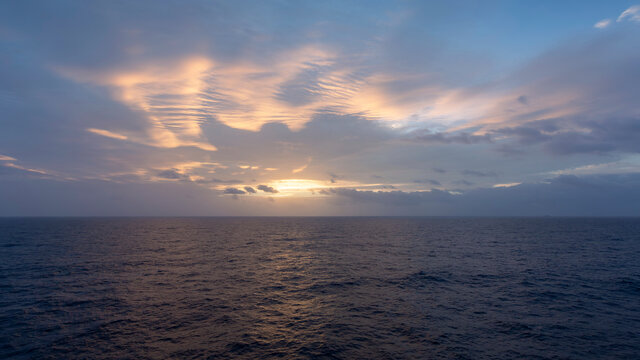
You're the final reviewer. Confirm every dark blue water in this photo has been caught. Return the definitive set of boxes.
[1,218,639,359]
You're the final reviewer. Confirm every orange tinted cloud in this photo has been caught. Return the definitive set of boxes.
[87,128,128,140]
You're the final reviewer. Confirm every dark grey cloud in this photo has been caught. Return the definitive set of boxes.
[321,173,640,216]
[491,117,640,156]
[461,170,497,177]
[414,179,441,186]
[223,187,245,195]
[409,130,492,145]
[453,179,474,186]
[482,29,640,156]
[257,184,278,193]
[0,178,247,216]
[328,172,341,184]
[495,125,551,146]
[244,186,257,193]
[194,178,243,185]
[321,188,454,206]
[517,95,528,105]
[156,169,187,180]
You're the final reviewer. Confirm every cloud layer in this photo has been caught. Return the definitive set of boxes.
[1,1,639,215]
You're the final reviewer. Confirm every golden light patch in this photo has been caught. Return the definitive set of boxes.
[246,179,331,198]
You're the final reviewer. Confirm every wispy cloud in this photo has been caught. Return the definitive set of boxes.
[0,155,17,161]
[3,162,49,175]
[618,5,640,22]
[547,157,640,176]
[61,58,217,151]
[594,19,611,29]
[492,182,521,188]
[87,128,128,140]
[292,158,311,174]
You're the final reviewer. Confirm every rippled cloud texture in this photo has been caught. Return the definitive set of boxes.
[1,1,639,215]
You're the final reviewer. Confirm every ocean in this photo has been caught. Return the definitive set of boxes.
[1,217,639,359]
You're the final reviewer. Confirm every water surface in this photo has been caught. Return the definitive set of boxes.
[1,217,639,359]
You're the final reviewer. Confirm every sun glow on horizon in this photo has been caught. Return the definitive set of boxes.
[270,179,330,196]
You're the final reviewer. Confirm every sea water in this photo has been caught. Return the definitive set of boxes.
[1,217,639,359]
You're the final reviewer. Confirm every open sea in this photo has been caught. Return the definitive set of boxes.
[1,217,639,359]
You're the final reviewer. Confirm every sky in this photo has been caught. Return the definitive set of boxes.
[1,0,640,216]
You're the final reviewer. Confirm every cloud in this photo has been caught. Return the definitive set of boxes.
[2,1,640,216]
[155,169,187,180]
[0,155,17,161]
[1,169,639,217]
[5,0,499,136]
[2,162,50,176]
[0,178,260,216]
[453,179,474,186]
[456,29,640,157]
[594,19,611,29]
[87,128,128,140]
[322,188,454,206]
[409,130,492,145]
[292,158,311,174]
[223,187,246,195]
[244,186,257,193]
[618,5,640,22]
[62,57,218,151]
[462,170,497,177]
[517,95,529,104]
[548,158,640,176]
[195,112,393,186]
[318,174,640,215]
[414,179,441,186]
[492,182,521,188]
[0,1,498,196]
[57,42,409,133]
[257,184,279,193]
[195,178,243,185]
[151,167,247,185]
[493,116,640,155]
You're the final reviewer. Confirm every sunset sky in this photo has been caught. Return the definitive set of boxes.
[1,1,640,215]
